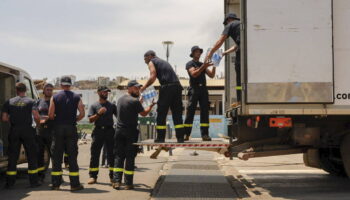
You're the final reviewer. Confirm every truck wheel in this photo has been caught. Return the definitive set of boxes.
[341,134,350,178]
[43,146,51,169]
[319,148,346,176]
[303,149,321,169]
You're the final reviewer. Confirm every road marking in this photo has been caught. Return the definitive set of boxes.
[238,169,326,174]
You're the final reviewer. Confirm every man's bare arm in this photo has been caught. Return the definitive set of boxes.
[48,97,55,120]
[140,101,156,117]
[223,45,238,56]
[188,61,213,78]
[32,110,40,125]
[1,112,9,122]
[206,67,216,78]
[76,100,85,122]
[141,61,157,93]
[206,35,228,61]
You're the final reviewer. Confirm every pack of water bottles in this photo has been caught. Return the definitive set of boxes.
[207,48,223,67]
[141,86,158,117]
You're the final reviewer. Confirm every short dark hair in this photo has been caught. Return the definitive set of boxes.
[144,50,156,57]
[16,82,27,92]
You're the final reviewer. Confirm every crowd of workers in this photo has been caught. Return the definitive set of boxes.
[0,13,240,191]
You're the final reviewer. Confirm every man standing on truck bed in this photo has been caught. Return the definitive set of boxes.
[141,50,185,143]
[184,46,216,141]
[33,83,55,181]
[1,82,41,188]
[48,76,85,191]
[87,86,117,185]
[112,80,156,190]
[207,13,241,104]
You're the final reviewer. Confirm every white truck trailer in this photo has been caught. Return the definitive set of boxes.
[224,0,350,177]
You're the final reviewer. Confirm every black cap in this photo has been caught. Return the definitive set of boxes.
[43,83,54,89]
[190,46,203,58]
[97,86,111,92]
[60,76,72,86]
[127,80,142,88]
[223,13,240,25]
[144,50,156,57]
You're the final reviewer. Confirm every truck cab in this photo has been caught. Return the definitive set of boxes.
[0,62,39,170]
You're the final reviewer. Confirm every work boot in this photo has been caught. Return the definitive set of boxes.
[30,182,42,188]
[184,135,190,141]
[70,184,84,191]
[125,185,134,190]
[112,182,122,190]
[50,185,60,190]
[202,135,212,141]
[87,178,97,184]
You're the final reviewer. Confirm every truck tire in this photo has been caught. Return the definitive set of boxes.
[340,134,350,178]
[319,148,346,176]
[303,149,321,169]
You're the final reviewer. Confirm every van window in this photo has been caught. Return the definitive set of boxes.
[0,72,15,157]
[23,77,34,99]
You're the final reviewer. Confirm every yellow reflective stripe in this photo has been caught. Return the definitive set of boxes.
[89,168,99,172]
[235,86,242,90]
[69,172,79,176]
[174,124,184,129]
[109,167,114,171]
[64,153,68,157]
[124,170,134,175]
[28,169,38,174]
[113,168,123,172]
[37,167,46,172]
[6,171,17,176]
[51,171,63,176]
[200,123,210,127]
[156,125,167,130]
[184,124,193,127]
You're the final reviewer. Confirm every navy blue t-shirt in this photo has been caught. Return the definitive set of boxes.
[151,57,179,85]
[186,60,206,86]
[2,96,35,127]
[53,90,81,125]
[88,101,117,127]
[116,94,144,129]
[33,98,54,126]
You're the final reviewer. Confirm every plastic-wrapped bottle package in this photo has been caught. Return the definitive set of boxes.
[207,48,223,67]
[141,86,158,117]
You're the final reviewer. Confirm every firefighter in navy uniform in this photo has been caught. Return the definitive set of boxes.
[112,80,156,190]
[33,83,55,181]
[207,13,241,104]
[87,86,117,185]
[141,50,185,143]
[1,82,40,188]
[48,76,85,191]
[184,46,216,141]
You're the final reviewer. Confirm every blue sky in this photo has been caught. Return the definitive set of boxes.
[0,0,224,81]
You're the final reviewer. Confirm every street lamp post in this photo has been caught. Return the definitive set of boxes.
[162,41,174,63]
